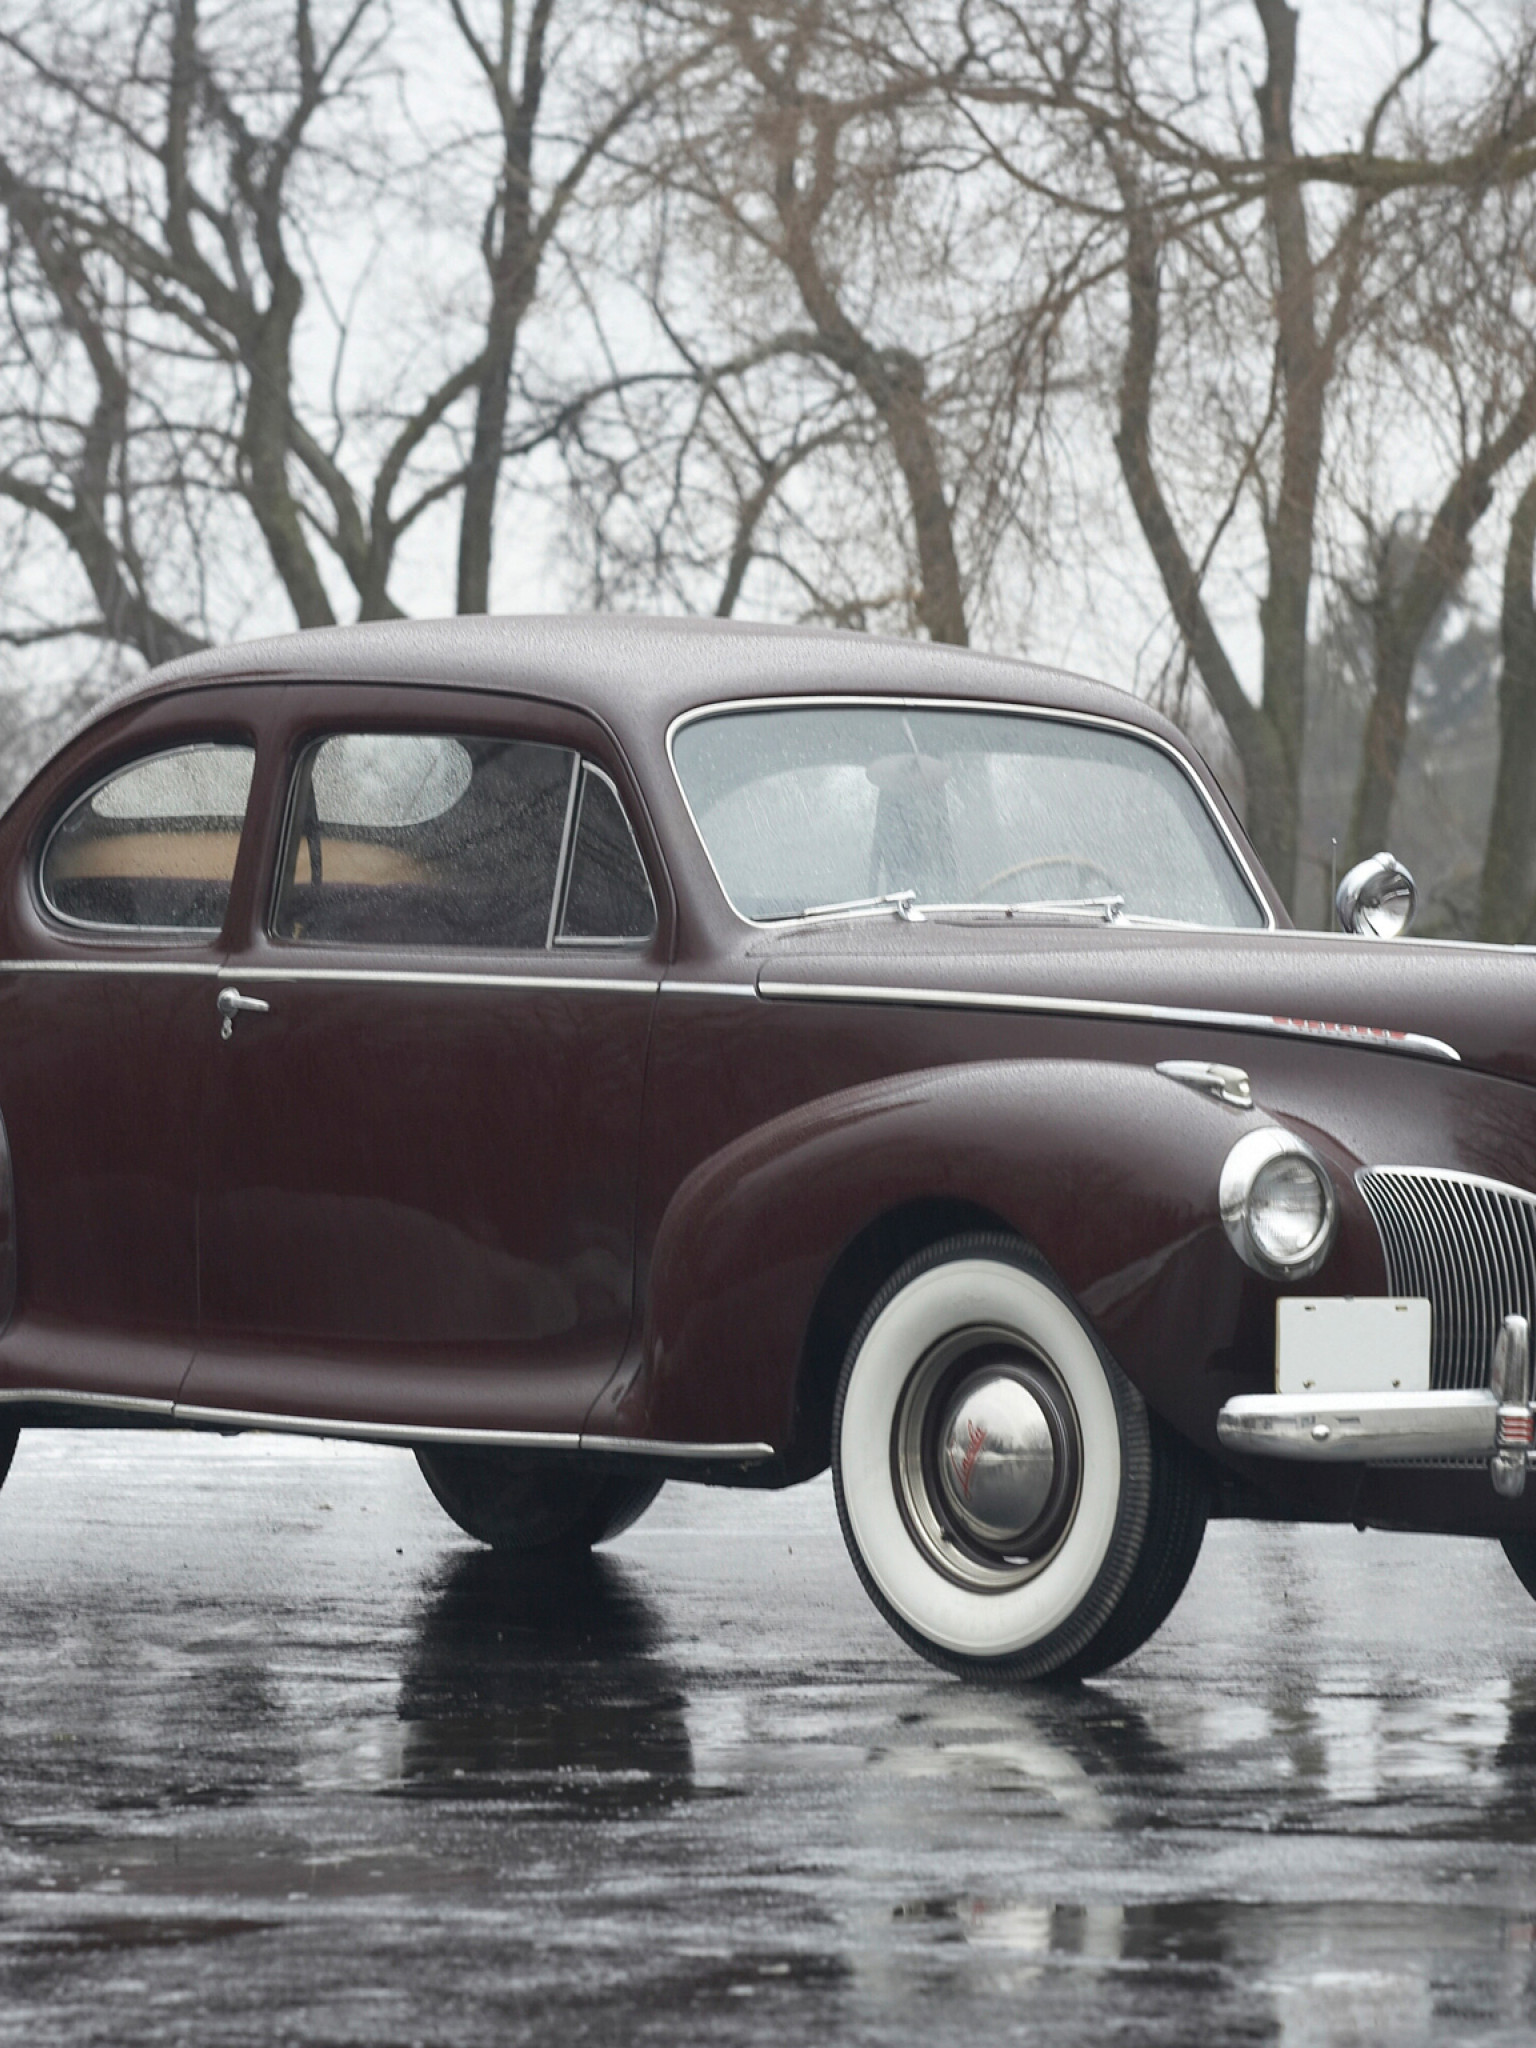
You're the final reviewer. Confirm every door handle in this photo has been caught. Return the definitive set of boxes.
[217,986,270,1040]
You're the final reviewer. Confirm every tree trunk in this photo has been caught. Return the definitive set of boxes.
[1111,185,1295,891]
[455,0,553,617]
[239,266,337,631]
[1346,379,1536,866]
[878,350,967,645]
[456,273,535,616]
[1348,595,1416,858]
[1250,0,1325,908]
[1478,468,1536,941]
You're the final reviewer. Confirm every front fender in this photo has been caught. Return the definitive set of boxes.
[601,1058,1387,1457]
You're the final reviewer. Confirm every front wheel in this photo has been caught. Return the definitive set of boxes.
[832,1234,1158,1680]
[415,1446,662,1555]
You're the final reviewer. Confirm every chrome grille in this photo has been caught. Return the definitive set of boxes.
[1356,1168,1536,1390]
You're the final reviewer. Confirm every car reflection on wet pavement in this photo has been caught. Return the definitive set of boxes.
[0,1433,1533,2045]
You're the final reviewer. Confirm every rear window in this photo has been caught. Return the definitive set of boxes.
[42,742,254,936]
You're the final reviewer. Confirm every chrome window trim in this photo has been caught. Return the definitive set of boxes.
[665,694,1276,934]
[37,738,256,942]
[269,728,578,953]
[552,761,659,950]
[0,959,659,992]
[546,752,583,948]
[216,965,660,994]
[757,977,1461,1062]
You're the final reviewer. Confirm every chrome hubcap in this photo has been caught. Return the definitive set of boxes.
[937,1373,1056,1547]
[893,1331,1082,1592]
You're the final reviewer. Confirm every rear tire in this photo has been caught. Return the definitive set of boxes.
[415,1446,662,1555]
[0,1423,16,1494]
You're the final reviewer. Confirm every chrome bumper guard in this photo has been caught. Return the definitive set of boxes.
[1216,1314,1535,1498]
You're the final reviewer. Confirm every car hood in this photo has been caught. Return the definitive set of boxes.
[746,922,1536,1087]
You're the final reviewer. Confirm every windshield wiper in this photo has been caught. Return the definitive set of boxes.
[795,889,926,924]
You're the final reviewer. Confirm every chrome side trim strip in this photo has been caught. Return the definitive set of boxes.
[659,980,759,999]
[1217,1388,1497,1461]
[0,959,221,977]
[0,1388,177,1416]
[579,1434,776,1462]
[0,962,659,994]
[757,979,1461,1063]
[215,966,660,994]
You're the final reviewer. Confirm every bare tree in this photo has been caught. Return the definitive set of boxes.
[623,0,1040,642]
[951,0,1536,908]
[0,148,207,665]
[1479,466,1536,940]
[0,0,675,651]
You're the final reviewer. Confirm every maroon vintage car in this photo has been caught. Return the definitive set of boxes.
[3,614,1535,1679]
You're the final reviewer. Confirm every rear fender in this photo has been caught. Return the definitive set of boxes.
[602,1058,1374,1459]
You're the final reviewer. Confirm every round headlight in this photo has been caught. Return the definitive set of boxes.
[1219,1129,1337,1280]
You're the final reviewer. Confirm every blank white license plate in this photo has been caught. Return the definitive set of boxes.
[1276,1297,1432,1396]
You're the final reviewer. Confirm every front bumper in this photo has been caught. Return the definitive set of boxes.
[1217,1312,1536,1498]
[1216,1388,1501,1462]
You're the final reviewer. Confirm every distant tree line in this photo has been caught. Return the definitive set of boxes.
[4,0,1536,933]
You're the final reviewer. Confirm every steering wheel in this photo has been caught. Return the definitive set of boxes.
[976,853,1119,903]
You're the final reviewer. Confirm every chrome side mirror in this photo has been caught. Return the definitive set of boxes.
[1335,851,1416,939]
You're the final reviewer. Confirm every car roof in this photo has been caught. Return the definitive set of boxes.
[134,614,1184,752]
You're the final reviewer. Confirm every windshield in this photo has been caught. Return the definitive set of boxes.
[671,703,1266,929]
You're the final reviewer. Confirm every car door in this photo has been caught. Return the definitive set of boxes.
[0,706,261,1408]
[181,684,664,1440]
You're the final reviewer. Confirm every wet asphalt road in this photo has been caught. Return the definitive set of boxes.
[1,1434,1535,2045]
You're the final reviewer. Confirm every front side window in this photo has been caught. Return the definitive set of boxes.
[556,766,656,943]
[274,733,576,949]
[42,741,255,936]
[671,704,1267,929]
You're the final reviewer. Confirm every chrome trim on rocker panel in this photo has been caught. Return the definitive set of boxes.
[666,693,1277,934]
[580,1434,776,1462]
[0,1389,177,1418]
[171,1404,584,1449]
[0,1386,776,1461]
[758,979,1461,1063]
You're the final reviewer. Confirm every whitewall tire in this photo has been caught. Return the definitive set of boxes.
[832,1234,1152,1679]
